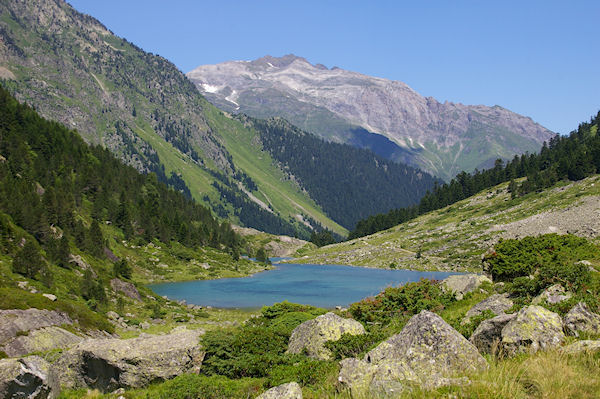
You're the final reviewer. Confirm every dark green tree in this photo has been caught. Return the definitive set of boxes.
[12,240,44,279]
[113,259,132,279]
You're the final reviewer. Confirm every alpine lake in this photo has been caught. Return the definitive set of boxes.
[149,259,459,309]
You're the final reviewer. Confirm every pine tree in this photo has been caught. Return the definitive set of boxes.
[12,240,44,279]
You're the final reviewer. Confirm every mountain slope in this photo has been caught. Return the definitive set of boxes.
[0,0,443,237]
[188,54,555,180]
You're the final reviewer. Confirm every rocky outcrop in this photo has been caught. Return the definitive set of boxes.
[564,302,600,337]
[470,313,516,355]
[501,305,564,354]
[441,274,492,300]
[287,313,365,360]
[339,311,487,395]
[532,284,572,305]
[110,278,142,301]
[0,356,60,398]
[561,340,600,355]
[257,382,302,399]
[3,326,83,358]
[54,328,204,392]
[0,309,73,349]
[463,293,513,323]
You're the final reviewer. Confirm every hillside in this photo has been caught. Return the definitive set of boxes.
[188,54,554,180]
[292,174,600,271]
[0,0,446,238]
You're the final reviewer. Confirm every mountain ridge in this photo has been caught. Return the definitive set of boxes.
[188,54,554,180]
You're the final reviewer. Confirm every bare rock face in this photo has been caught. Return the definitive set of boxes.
[470,313,516,355]
[339,310,487,395]
[257,382,302,399]
[287,312,365,360]
[441,274,492,300]
[501,305,564,354]
[188,55,553,180]
[564,302,600,337]
[54,328,204,392]
[463,293,513,324]
[0,356,60,399]
[0,309,74,350]
[3,326,84,358]
[110,278,142,301]
[532,284,572,305]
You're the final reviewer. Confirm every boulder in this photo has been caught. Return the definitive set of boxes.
[563,302,600,337]
[441,274,491,300]
[287,313,365,360]
[561,340,600,355]
[257,382,302,399]
[469,313,516,355]
[463,293,513,324]
[110,278,142,302]
[0,356,60,398]
[3,326,84,358]
[54,328,204,392]
[339,311,487,395]
[0,309,73,346]
[501,305,564,354]
[532,284,572,305]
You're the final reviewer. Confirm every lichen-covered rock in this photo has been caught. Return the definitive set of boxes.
[561,340,600,355]
[339,311,487,395]
[287,312,365,360]
[0,356,60,398]
[110,278,142,301]
[0,309,73,346]
[257,382,302,399]
[501,305,564,354]
[441,274,492,300]
[470,313,516,355]
[464,293,513,319]
[338,358,378,397]
[532,284,572,305]
[564,302,600,337]
[54,328,204,392]
[3,326,84,357]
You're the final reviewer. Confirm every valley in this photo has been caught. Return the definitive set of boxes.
[0,1,599,398]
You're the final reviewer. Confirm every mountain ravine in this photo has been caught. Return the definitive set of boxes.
[188,54,555,180]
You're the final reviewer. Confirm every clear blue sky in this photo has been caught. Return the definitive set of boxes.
[68,0,599,135]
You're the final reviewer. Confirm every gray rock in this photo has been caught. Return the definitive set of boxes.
[561,340,600,355]
[3,326,84,358]
[441,274,492,300]
[470,313,516,355]
[287,312,365,360]
[106,311,119,320]
[110,278,142,302]
[54,328,204,391]
[501,305,564,354]
[532,284,572,305]
[0,356,60,398]
[41,294,56,302]
[339,311,487,395]
[463,293,513,324]
[0,309,73,346]
[564,302,600,337]
[257,382,302,399]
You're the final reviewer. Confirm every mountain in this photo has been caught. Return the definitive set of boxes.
[188,54,555,180]
[0,0,440,237]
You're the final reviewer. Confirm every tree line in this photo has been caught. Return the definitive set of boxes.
[349,111,600,239]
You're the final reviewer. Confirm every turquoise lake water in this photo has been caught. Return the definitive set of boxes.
[149,262,459,309]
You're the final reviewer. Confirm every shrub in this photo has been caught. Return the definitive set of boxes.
[268,358,338,387]
[139,374,263,399]
[324,331,386,359]
[261,301,326,320]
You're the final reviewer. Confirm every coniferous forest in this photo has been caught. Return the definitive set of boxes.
[237,115,439,230]
[0,85,241,260]
[349,111,600,239]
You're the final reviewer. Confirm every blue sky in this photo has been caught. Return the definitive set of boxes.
[68,0,599,135]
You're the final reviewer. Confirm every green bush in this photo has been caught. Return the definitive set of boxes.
[324,331,386,359]
[268,311,314,337]
[348,279,454,325]
[260,301,326,319]
[268,358,338,387]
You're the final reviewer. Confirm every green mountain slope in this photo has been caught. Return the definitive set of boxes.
[293,174,600,271]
